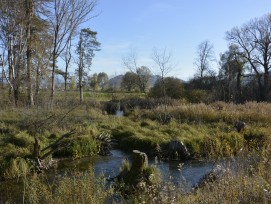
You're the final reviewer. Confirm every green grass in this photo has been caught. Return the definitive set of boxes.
[104,117,256,158]
[53,134,98,159]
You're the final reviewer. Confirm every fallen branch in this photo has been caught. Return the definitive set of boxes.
[41,129,76,153]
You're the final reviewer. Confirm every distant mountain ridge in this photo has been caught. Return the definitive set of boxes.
[108,74,123,88]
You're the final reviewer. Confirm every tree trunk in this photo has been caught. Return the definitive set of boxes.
[236,71,242,103]
[8,37,13,100]
[33,136,41,159]
[263,71,270,101]
[1,55,3,89]
[79,34,83,103]
[13,52,20,106]
[35,61,40,105]
[26,0,34,107]
[64,38,72,94]
[257,76,265,102]
[50,36,57,108]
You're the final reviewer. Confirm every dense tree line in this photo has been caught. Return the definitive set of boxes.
[1,5,271,105]
[170,13,271,103]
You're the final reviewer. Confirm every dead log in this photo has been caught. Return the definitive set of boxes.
[30,129,76,172]
[41,129,76,153]
[34,129,75,160]
[39,129,76,160]
[33,136,41,159]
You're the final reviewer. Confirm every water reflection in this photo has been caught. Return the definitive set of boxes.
[115,110,124,117]
[57,149,214,188]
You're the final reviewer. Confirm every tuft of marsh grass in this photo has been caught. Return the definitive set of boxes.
[53,135,98,159]
[0,157,30,180]
[4,131,34,148]
[24,170,115,204]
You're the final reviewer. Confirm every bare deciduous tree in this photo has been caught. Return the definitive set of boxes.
[152,47,174,98]
[123,51,152,93]
[26,0,34,106]
[194,40,215,78]
[0,0,27,106]
[152,47,176,124]
[62,36,72,94]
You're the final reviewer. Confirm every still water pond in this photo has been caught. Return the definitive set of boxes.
[0,149,216,202]
[57,149,214,188]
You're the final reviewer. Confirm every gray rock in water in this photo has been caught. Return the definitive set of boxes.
[168,139,190,160]
[234,121,246,132]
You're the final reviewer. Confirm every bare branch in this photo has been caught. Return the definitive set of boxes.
[152,47,174,79]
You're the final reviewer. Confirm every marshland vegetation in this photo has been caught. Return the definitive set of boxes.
[0,91,270,203]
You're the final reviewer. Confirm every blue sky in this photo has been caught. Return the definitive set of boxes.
[86,0,270,80]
